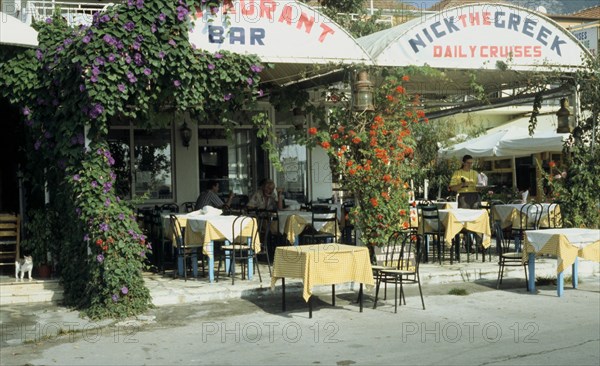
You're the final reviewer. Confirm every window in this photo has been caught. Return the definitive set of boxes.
[108,126,174,201]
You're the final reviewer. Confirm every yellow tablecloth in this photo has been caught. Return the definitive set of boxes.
[279,211,340,244]
[524,228,600,273]
[164,214,261,258]
[270,243,374,302]
[492,203,561,229]
[420,209,491,249]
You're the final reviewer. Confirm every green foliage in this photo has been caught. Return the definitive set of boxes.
[307,69,423,245]
[542,55,600,229]
[448,288,468,296]
[21,207,59,265]
[0,0,269,319]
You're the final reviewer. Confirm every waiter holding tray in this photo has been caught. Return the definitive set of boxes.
[449,155,482,209]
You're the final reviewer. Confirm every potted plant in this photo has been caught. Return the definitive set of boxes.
[21,208,57,278]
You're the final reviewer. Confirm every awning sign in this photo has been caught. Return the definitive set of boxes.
[188,0,372,64]
[365,4,590,70]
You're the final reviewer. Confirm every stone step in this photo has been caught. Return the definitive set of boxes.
[0,279,64,305]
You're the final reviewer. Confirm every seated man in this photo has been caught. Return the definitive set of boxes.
[247,179,284,211]
[195,180,234,210]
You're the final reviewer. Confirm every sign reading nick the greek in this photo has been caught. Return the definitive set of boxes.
[359,3,590,70]
[188,0,372,65]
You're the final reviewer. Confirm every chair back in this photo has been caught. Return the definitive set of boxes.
[546,202,562,228]
[231,215,258,248]
[375,231,403,268]
[161,203,180,213]
[181,202,195,213]
[457,192,481,209]
[418,205,441,234]
[169,214,185,249]
[378,231,420,272]
[519,203,543,230]
[494,221,513,253]
[254,209,280,250]
[311,205,338,239]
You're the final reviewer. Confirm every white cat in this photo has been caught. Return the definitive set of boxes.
[15,256,34,281]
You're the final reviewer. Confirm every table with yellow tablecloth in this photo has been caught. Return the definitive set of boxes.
[164,213,261,282]
[278,210,340,245]
[524,228,600,296]
[270,243,374,317]
[420,209,491,249]
[492,203,561,229]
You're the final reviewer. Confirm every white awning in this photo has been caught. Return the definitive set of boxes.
[0,12,38,47]
[440,115,569,158]
[188,1,373,85]
[357,3,591,71]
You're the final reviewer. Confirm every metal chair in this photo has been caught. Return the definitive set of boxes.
[511,203,543,251]
[169,214,203,281]
[181,202,196,213]
[496,221,528,290]
[299,205,338,244]
[161,203,180,213]
[216,215,261,285]
[418,204,444,264]
[373,231,425,313]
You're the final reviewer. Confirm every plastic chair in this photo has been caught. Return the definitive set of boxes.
[373,231,425,313]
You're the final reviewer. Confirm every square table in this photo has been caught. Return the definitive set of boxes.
[492,203,560,229]
[163,213,261,282]
[270,243,374,318]
[420,209,491,249]
[523,228,599,296]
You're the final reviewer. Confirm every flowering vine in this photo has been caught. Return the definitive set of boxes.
[0,0,268,318]
[307,71,424,246]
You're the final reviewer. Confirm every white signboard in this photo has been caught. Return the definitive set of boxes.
[571,25,598,57]
[362,4,590,70]
[188,0,372,64]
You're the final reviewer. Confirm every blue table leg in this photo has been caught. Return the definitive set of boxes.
[247,238,254,280]
[294,236,299,246]
[177,249,184,277]
[557,271,564,297]
[528,253,535,293]
[572,257,579,289]
[191,249,198,278]
[208,241,214,283]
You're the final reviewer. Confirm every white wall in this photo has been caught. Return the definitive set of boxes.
[309,146,333,202]
[174,117,200,206]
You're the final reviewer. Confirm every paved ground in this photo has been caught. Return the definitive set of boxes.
[1,274,599,366]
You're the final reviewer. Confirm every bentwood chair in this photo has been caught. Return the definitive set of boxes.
[254,209,281,276]
[373,231,425,313]
[418,205,444,264]
[299,205,337,244]
[169,214,203,281]
[181,202,196,213]
[511,203,543,252]
[216,215,261,285]
[496,221,528,290]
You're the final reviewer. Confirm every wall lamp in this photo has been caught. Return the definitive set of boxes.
[180,121,192,147]
[352,70,374,112]
[556,98,571,133]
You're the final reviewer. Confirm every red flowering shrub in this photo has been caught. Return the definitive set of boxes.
[307,73,425,246]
